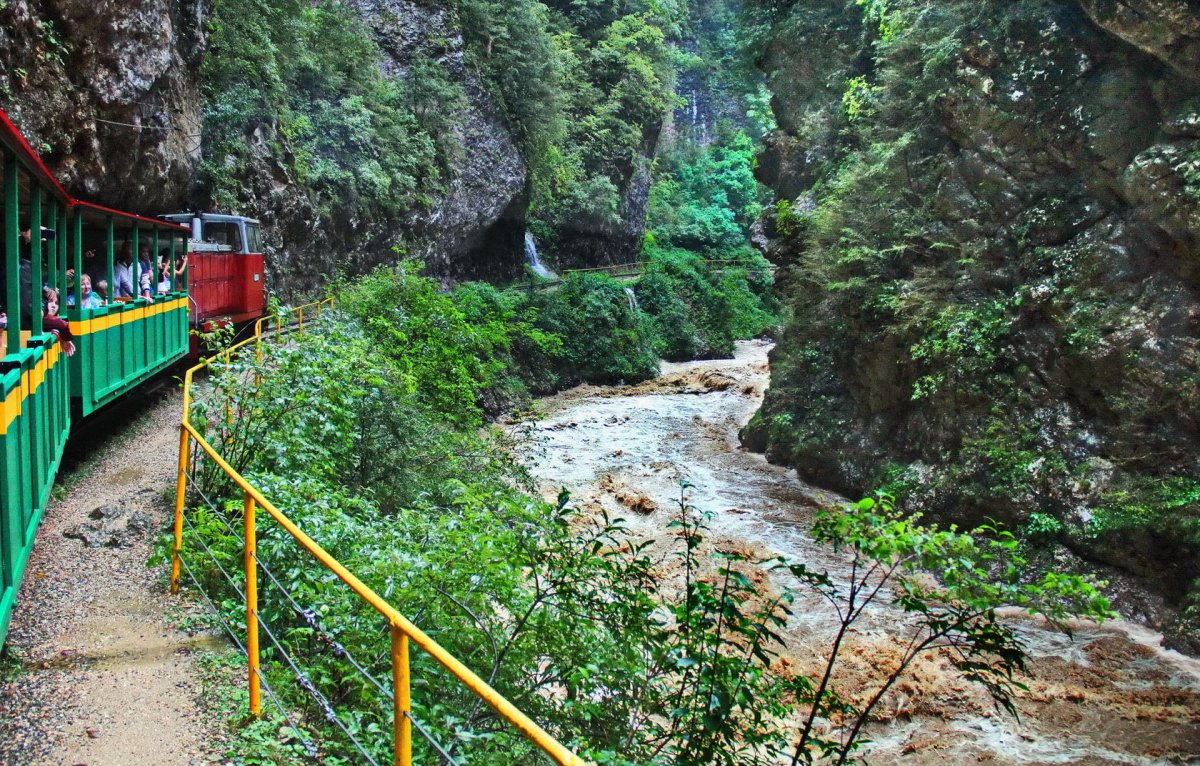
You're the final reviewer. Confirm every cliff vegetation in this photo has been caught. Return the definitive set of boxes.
[742,0,1200,650]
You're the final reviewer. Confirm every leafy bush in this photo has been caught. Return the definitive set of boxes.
[184,337,1114,766]
[530,272,660,385]
[527,4,685,245]
[646,129,767,257]
[336,266,565,424]
[635,245,777,360]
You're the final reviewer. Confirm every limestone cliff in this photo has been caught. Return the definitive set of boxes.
[0,1,670,298]
[0,0,204,209]
[745,0,1200,649]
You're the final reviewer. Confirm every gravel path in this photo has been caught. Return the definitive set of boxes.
[0,389,219,766]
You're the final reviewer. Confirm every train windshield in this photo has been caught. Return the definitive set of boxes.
[205,221,243,252]
[246,223,262,253]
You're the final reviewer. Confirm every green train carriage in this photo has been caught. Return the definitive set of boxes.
[0,108,192,644]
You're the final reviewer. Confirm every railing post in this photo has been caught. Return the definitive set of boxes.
[245,490,262,717]
[171,425,190,593]
[391,624,412,766]
[297,306,304,335]
[254,333,263,386]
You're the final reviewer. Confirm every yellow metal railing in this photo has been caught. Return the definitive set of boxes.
[171,298,588,766]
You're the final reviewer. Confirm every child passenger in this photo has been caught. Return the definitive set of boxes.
[42,287,75,357]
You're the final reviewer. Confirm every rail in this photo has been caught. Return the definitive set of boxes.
[171,298,588,766]
[527,258,778,289]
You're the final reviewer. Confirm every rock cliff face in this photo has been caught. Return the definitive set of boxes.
[745,0,1200,649]
[0,0,205,210]
[240,0,532,297]
[0,1,547,295]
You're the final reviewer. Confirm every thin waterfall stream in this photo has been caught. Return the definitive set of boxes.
[521,340,1200,765]
[524,232,556,280]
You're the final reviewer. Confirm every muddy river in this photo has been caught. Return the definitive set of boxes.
[524,340,1200,765]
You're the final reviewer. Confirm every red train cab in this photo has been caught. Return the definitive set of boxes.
[160,213,267,328]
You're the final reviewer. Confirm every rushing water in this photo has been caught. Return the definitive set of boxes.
[623,286,639,312]
[524,232,556,280]
[524,340,1200,765]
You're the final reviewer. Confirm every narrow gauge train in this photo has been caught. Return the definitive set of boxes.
[0,108,267,643]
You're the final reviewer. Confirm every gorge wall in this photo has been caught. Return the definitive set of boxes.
[0,0,205,210]
[0,0,675,296]
[744,0,1200,649]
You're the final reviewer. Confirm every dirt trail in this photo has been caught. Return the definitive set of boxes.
[526,340,1200,765]
[0,391,218,766]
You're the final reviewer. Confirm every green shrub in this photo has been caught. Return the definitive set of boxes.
[635,246,777,360]
[530,272,660,385]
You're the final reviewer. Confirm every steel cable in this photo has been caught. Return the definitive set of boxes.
[406,711,463,765]
[179,538,323,762]
[185,467,242,540]
[180,513,247,599]
[254,611,384,766]
[186,463,396,706]
[254,666,324,762]
[252,550,396,703]
[184,461,393,762]
[176,552,247,655]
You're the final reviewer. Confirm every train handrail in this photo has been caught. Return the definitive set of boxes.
[171,298,589,766]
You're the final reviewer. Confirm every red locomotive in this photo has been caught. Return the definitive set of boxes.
[161,213,267,329]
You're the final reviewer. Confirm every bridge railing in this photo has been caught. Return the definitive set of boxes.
[171,298,588,766]
[526,258,778,290]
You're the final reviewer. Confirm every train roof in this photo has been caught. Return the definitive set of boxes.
[161,213,262,225]
[0,107,188,232]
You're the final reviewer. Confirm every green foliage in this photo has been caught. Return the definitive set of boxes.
[647,128,765,255]
[909,299,1015,400]
[185,323,1113,764]
[779,494,1111,765]
[841,75,880,122]
[194,650,314,766]
[634,121,779,360]
[635,245,776,360]
[528,3,686,242]
[1093,478,1200,535]
[1088,477,1200,579]
[191,314,526,510]
[201,0,450,218]
[337,266,558,424]
[1025,512,1063,542]
[745,0,1200,561]
[457,0,565,165]
[531,272,660,385]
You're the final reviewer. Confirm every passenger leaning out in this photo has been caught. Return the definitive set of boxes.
[42,287,75,357]
[157,255,187,293]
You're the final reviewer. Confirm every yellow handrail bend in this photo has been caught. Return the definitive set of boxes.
[172,299,589,766]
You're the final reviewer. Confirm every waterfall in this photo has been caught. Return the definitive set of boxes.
[524,232,556,280]
[624,286,639,312]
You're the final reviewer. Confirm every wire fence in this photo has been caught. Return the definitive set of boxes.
[176,454,495,764]
[172,301,576,766]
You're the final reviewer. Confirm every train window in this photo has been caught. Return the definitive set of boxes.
[206,222,243,252]
[246,223,262,253]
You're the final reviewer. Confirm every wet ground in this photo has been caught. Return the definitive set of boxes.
[524,340,1200,765]
[0,391,219,766]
